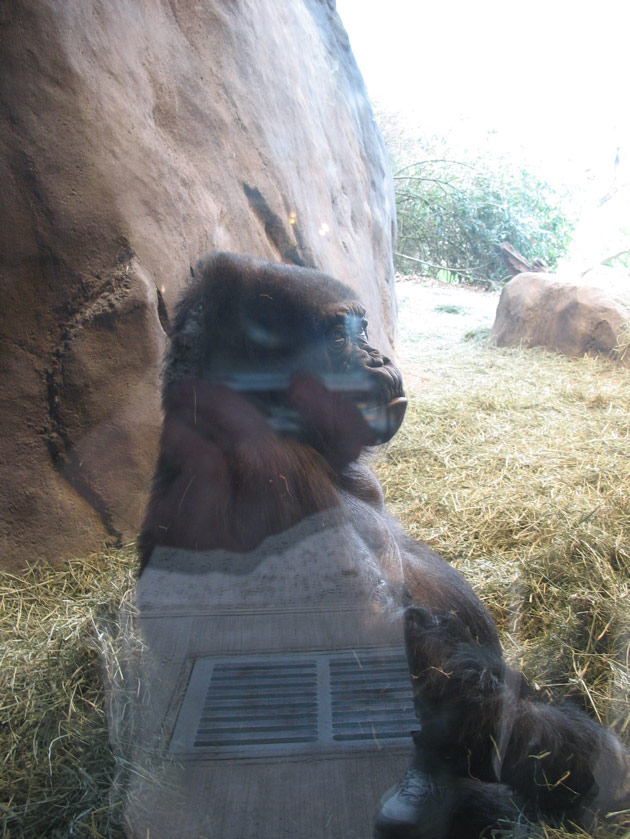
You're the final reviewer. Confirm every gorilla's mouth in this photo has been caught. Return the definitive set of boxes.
[321,363,406,444]
[209,367,407,444]
[356,362,406,443]
[359,395,407,444]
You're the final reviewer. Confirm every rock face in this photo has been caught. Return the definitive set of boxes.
[0,0,397,568]
[491,273,630,364]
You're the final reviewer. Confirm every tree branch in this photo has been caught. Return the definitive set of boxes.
[602,248,630,265]
[393,159,479,177]
[394,252,490,277]
[580,249,630,277]
[393,176,464,195]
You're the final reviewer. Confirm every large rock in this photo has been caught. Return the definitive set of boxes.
[0,0,396,568]
[491,273,630,365]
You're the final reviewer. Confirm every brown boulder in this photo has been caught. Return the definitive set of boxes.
[0,0,396,568]
[491,273,630,364]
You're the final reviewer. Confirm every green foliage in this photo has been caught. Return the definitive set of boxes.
[380,123,575,285]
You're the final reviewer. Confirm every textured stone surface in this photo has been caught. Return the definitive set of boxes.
[491,273,630,364]
[0,0,396,568]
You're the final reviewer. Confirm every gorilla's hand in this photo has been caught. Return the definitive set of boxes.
[288,374,379,469]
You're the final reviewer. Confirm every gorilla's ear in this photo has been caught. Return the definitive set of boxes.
[162,296,210,389]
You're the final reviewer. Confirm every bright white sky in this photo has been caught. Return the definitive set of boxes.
[336,0,627,176]
[335,0,630,269]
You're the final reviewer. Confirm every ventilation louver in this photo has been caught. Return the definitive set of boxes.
[171,648,416,758]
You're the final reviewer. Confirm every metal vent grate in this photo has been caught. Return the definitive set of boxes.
[171,648,416,758]
[195,660,319,748]
[330,651,416,742]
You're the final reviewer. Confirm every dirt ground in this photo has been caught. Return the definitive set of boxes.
[393,277,500,389]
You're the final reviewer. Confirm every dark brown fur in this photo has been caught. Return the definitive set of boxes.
[139,253,630,835]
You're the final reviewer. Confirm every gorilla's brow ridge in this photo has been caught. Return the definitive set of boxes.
[328,301,367,326]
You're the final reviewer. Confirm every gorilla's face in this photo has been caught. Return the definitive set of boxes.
[316,298,407,444]
[207,286,406,445]
[166,253,407,446]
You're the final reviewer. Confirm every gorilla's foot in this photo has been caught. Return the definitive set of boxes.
[375,744,523,839]
[374,765,455,839]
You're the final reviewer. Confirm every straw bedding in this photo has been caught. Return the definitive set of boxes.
[2,278,629,837]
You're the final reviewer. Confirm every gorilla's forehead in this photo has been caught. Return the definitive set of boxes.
[237,279,366,338]
[321,300,367,323]
[248,262,361,313]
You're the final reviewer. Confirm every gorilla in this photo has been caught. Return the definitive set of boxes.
[139,252,630,837]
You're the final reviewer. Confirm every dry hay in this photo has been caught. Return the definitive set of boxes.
[376,340,630,721]
[616,322,630,365]
[372,287,630,837]
[0,551,137,838]
[2,287,630,836]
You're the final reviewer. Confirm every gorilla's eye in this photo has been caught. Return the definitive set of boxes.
[328,324,349,351]
[345,314,369,342]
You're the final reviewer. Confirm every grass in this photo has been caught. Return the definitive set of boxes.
[433,303,468,315]
[2,278,630,837]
